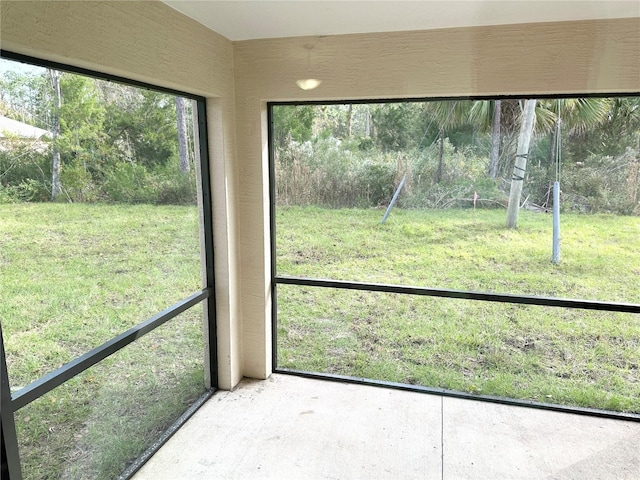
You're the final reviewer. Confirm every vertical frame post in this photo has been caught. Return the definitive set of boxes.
[1,325,22,480]
[267,104,279,371]
[197,99,217,390]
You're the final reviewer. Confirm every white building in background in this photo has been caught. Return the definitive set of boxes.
[0,115,50,152]
[0,115,50,139]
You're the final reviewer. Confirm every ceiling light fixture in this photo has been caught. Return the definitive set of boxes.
[296,44,321,90]
[296,78,322,90]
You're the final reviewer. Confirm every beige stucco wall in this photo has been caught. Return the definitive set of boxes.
[0,1,243,390]
[2,2,639,389]
[233,18,640,379]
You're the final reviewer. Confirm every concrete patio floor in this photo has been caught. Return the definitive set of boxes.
[133,374,640,479]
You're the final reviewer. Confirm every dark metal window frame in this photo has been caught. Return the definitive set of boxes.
[267,97,640,423]
[0,51,217,479]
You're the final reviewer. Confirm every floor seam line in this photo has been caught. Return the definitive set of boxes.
[441,395,445,480]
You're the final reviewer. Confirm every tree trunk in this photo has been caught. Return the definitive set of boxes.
[489,99,501,178]
[548,123,558,169]
[49,69,63,201]
[506,99,537,229]
[191,99,201,169]
[365,106,371,138]
[436,127,444,183]
[345,104,353,138]
[176,96,190,173]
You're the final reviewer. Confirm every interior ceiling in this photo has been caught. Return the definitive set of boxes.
[162,0,640,41]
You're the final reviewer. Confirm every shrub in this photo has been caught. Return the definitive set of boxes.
[60,159,102,203]
[0,144,51,201]
[401,142,499,209]
[15,178,50,202]
[274,133,638,215]
[0,184,19,203]
[102,162,197,205]
[103,162,156,204]
[155,168,197,205]
[0,181,50,203]
[357,160,396,206]
[562,148,639,215]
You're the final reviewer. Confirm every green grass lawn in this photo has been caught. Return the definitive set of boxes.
[275,207,640,413]
[2,203,639,479]
[1,203,205,480]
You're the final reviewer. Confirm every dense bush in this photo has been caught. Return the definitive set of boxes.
[562,148,640,215]
[276,138,401,208]
[0,156,197,207]
[271,98,640,215]
[60,158,102,203]
[102,162,196,205]
[357,160,396,206]
[400,140,507,209]
[0,184,14,203]
[0,145,51,202]
[0,146,197,205]
[155,168,197,205]
[102,162,156,204]
[275,133,639,215]
[276,137,510,211]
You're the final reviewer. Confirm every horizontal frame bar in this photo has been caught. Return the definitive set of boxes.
[11,288,213,411]
[268,92,640,108]
[276,368,640,422]
[275,276,640,314]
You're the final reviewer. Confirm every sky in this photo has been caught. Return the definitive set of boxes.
[0,58,46,76]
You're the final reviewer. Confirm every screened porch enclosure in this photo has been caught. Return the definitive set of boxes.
[2,1,640,478]
[0,52,217,480]
[270,99,640,418]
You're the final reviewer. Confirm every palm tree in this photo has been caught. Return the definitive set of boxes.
[469,99,524,179]
[468,100,501,177]
[504,97,612,229]
[597,97,639,155]
[423,100,472,183]
[539,98,611,167]
[506,99,537,229]
[489,99,501,178]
